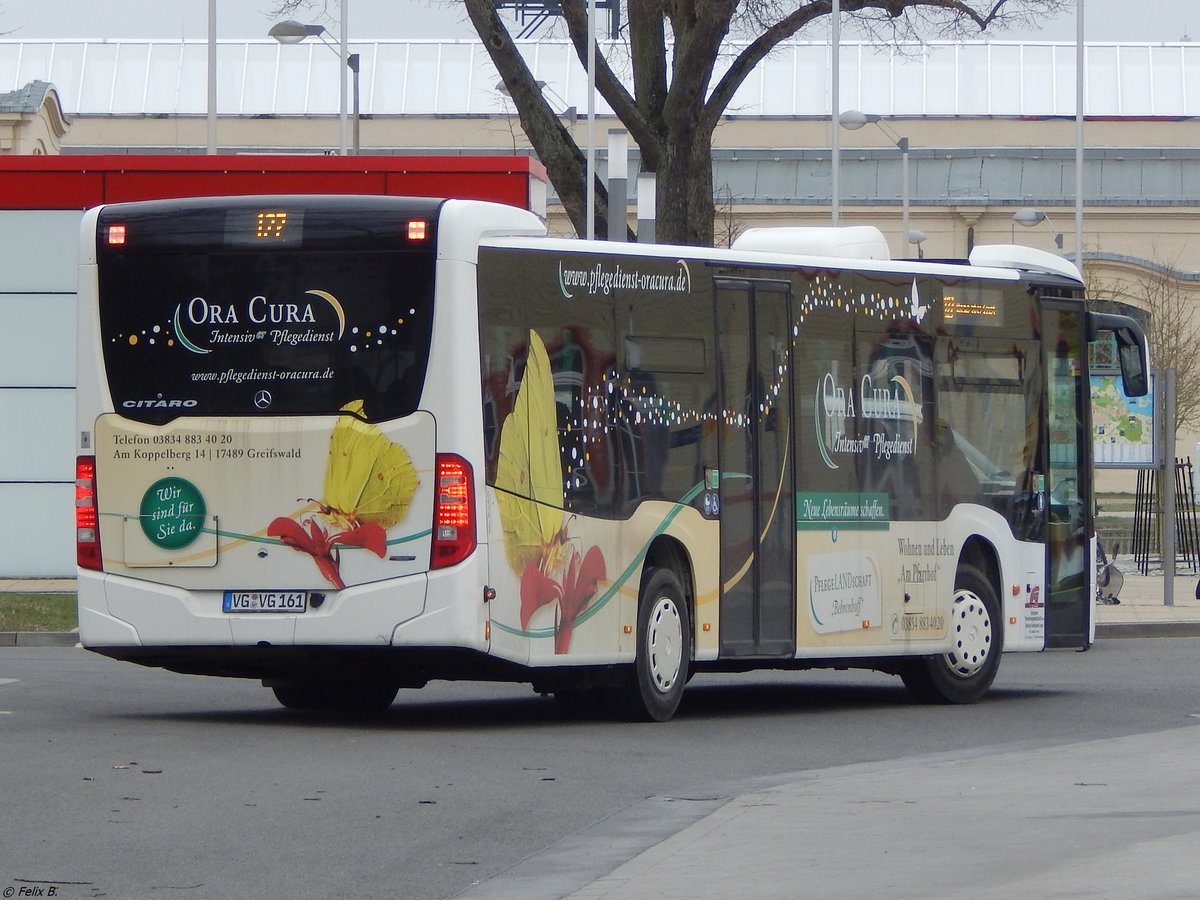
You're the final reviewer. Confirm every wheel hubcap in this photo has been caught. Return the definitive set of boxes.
[647,597,683,693]
[945,589,991,678]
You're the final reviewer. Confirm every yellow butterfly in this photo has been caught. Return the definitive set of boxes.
[494,330,608,653]
[495,330,564,575]
[323,399,420,530]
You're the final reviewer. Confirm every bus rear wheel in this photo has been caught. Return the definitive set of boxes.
[610,568,691,722]
[270,679,399,714]
[900,563,1002,704]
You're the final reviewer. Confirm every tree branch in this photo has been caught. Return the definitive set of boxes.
[558,0,662,161]
[463,0,608,236]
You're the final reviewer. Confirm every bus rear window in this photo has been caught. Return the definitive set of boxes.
[96,198,439,423]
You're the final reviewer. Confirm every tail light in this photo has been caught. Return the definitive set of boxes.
[431,454,476,569]
[76,456,103,571]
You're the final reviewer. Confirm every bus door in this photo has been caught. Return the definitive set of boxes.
[1041,301,1093,647]
[715,279,796,658]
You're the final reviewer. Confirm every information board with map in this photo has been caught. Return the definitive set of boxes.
[1091,373,1155,467]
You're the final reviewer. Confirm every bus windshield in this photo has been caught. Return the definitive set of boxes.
[95,196,439,423]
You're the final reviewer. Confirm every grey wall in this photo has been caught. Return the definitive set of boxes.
[0,210,81,577]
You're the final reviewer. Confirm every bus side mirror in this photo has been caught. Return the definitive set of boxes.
[1089,312,1150,398]
[1113,326,1149,397]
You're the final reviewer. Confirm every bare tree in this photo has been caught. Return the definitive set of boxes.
[713,184,745,249]
[275,0,1070,245]
[1092,257,1200,438]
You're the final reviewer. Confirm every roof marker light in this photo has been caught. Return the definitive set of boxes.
[107,224,127,246]
[407,220,428,241]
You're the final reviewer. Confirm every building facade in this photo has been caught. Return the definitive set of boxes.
[2,37,1199,573]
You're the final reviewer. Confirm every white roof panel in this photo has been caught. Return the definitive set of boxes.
[4,39,1200,118]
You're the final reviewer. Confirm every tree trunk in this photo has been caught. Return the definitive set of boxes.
[655,126,716,246]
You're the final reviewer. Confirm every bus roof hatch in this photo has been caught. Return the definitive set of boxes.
[732,226,891,261]
[969,244,1082,283]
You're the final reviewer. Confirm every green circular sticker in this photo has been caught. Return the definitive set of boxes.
[140,477,206,549]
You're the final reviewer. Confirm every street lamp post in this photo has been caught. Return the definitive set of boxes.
[831,0,841,226]
[1012,207,1064,249]
[207,0,217,155]
[839,110,911,257]
[269,14,358,155]
[348,52,360,154]
[495,79,576,123]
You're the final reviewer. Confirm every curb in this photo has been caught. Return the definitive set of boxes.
[1095,622,1200,639]
[0,632,81,647]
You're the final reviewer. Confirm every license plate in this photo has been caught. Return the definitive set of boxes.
[222,591,308,613]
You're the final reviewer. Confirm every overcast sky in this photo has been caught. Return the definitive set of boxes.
[1,0,1195,43]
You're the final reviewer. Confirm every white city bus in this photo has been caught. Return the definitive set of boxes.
[75,195,1148,721]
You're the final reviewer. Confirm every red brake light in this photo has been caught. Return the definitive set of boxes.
[431,454,476,569]
[76,456,103,571]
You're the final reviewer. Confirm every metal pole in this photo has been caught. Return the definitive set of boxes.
[607,129,628,242]
[637,173,656,243]
[586,0,597,240]
[1164,368,1177,606]
[899,137,909,258]
[1075,0,1085,262]
[830,0,841,226]
[338,0,349,156]
[207,0,217,154]
[350,54,361,155]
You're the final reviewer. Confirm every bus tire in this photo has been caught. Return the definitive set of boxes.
[612,568,691,722]
[271,680,399,714]
[900,563,1002,704]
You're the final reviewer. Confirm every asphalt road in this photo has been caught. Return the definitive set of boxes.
[2,638,1198,900]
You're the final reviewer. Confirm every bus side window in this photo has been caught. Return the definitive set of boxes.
[857,330,936,521]
[612,333,711,510]
[558,394,595,510]
[935,419,981,508]
[549,329,615,516]
[617,368,669,506]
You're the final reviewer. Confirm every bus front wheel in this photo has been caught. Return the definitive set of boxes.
[611,568,691,722]
[900,563,1002,704]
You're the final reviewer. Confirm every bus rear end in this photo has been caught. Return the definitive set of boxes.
[75,195,542,707]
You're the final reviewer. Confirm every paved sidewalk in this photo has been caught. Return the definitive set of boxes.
[0,578,75,592]
[1092,571,1200,637]
[547,727,1200,900]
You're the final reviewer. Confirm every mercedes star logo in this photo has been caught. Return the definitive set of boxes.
[254,390,273,410]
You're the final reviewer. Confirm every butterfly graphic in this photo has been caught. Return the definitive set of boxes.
[908,279,929,323]
[495,330,606,654]
[269,400,420,587]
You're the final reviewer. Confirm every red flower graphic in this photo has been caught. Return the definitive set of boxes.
[520,542,606,654]
[268,516,387,589]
